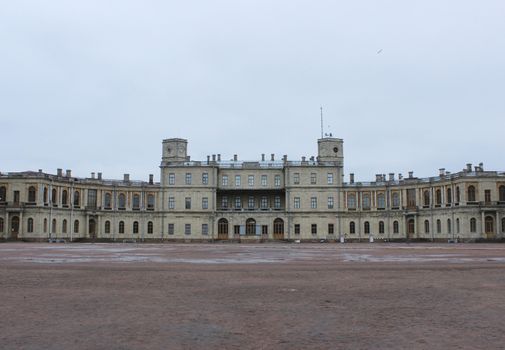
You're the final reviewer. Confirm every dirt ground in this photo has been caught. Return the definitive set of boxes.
[1,243,505,350]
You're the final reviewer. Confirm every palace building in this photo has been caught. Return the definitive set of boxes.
[1,137,505,242]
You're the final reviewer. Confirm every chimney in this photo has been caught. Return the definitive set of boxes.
[309,156,315,161]
[186,156,191,162]
[399,173,403,180]
[271,154,275,161]
[38,169,43,174]
[97,172,102,180]
[212,154,216,162]
[261,154,265,161]
[408,171,414,178]
[233,154,238,162]
[375,174,382,182]
[389,173,395,181]
[217,154,221,162]
[124,174,130,182]
[283,155,288,162]
[474,166,479,172]
[66,169,72,177]
[207,155,210,164]
[149,174,154,184]
[350,173,355,184]
[466,163,472,172]
[439,168,445,177]
[479,162,484,171]
[91,172,95,179]
[302,156,306,162]
[57,168,63,177]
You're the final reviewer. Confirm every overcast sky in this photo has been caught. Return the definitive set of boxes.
[1,1,504,182]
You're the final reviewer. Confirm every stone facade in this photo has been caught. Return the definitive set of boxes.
[1,137,505,242]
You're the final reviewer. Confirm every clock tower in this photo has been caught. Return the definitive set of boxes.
[161,138,188,164]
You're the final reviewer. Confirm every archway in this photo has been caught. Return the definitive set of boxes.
[218,218,229,240]
[10,216,20,240]
[485,216,495,239]
[273,218,284,240]
[246,218,256,236]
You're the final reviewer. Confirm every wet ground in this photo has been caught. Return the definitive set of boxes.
[1,243,505,349]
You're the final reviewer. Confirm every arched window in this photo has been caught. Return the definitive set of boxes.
[436,189,442,205]
[408,219,415,235]
[44,218,48,233]
[105,221,111,234]
[74,220,79,233]
[377,194,385,209]
[423,190,430,207]
[133,221,139,234]
[447,219,451,234]
[436,219,441,234]
[62,190,68,206]
[104,193,112,209]
[27,218,34,233]
[28,186,37,203]
[73,191,80,207]
[393,221,399,234]
[0,186,6,202]
[349,221,355,234]
[43,187,48,203]
[446,188,452,204]
[119,221,125,234]
[148,221,153,234]
[133,194,140,209]
[502,217,505,233]
[424,220,430,234]
[147,194,155,210]
[379,221,385,234]
[246,218,256,235]
[118,193,126,209]
[456,187,460,203]
[362,194,370,209]
[468,186,476,202]
[52,188,57,205]
[364,221,370,234]
[0,217,4,232]
[347,194,356,209]
[456,218,460,234]
[470,218,477,233]
[218,218,229,235]
[274,218,284,234]
[499,186,505,202]
[392,193,400,208]
[52,219,57,233]
[62,219,67,233]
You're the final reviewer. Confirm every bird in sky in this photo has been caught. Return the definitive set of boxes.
[377,49,383,54]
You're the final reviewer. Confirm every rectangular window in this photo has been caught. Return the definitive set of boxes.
[234,225,241,235]
[222,175,228,186]
[235,175,241,187]
[248,175,254,187]
[274,196,281,209]
[168,197,175,209]
[310,173,317,185]
[261,196,268,209]
[202,224,208,235]
[185,173,192,185]
[274,175,281,187]
[294,197,300,209]
[262,225,268,235]
[248,196,255,209]
[185,224,191,235]
[169,173,175,185]
[168,223,174,235]
[261,175,267,186]
[328,223,334,234]
[311,224,317,235]
[185,197,191,209]
[202,197,208,209]
[293,173,300,185]
[87,189,97,208]
[327,173,334,185]
[294,224,300,235]
[311,197,317,209]
[235,197,241,209]
[202,173,208,185]
[222,196,228,209]
[328,196,334,209]
[485,190,491,203]
[407,188,416,208]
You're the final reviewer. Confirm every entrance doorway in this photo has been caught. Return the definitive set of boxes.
[407,219,415,239]
[89,219,97,240]
[11,216,20,240]
[485,216,495,239]
[273,218,284,240]
[217,218,229,240]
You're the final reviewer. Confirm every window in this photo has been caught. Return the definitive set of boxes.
[185,173,192,185]
[73,191,80,207]
[364,221,370,234]
[262,225,268,235]
[185,224,192,235]
[456,218,460,234]
[104,193,112,209]
[44,218,47,233]
[392,193,400,208]
[52,219,57,233]
[60,190,67,206]
[362,193,371,210]
[274,218,284,234]
[293,173,300,185]
[202,197,208,209]
[87,189,97,208]
[261,175,267,186]
[350,222,355,234]
[218,219,228,236]
[407,189,416,208]
[261,196,268,209]
[74,220,79,234]
[248,196,255,209]
[468,186,476,202]
[133,221,139,234]
[294,197,300,209]
[27,218,34,233]
[105,221,111,234]
[327,173,334,185]
[28,186,36,203]
[132,194,140,209]
[447,188,452,204]
[379,221,385,234]
[347,194,356,209]
[235,197,241,209]
[248,175,254,186]
[44,187,48,203]
[246,218,256,235]
[202,173,208,185]
[235,175,241,187]
[437,219,441,234]
[436,189,442,206]
[221,196,228,209]
[447,219,451,234]
[328,223,334,235]
[0,218,4,232]
[311,224,317,235]
[274,175,281,187]
[310,173,317,185]
[148,221,153,234]
[310,197,317,209]
[502,218,505,233]
[485,190,491,203]
[294,224,300,235]
[470,218,477,233]
[377,193,385,209]
[62,219,67,234]
[185,197,191,210]
[393,221,399,234]
[222,175,228,186]
[456,186,461,203]
[500,186,505,202]
[168,223,174,235]
[118,193,126,209]
[169,173,175,185]
[202,224,208,235]
[424,220,430,234]
[168,197,175,209]
[423,190,430,207]
[274,196,281,209]
[52,188,57,205]
[328,197,334,209]
[147,194,155,210]
[234,225,241,235]
[0,186,6,202]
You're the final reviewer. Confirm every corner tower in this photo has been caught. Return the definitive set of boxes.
[318,137,344,164]
[161,138,188,164]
